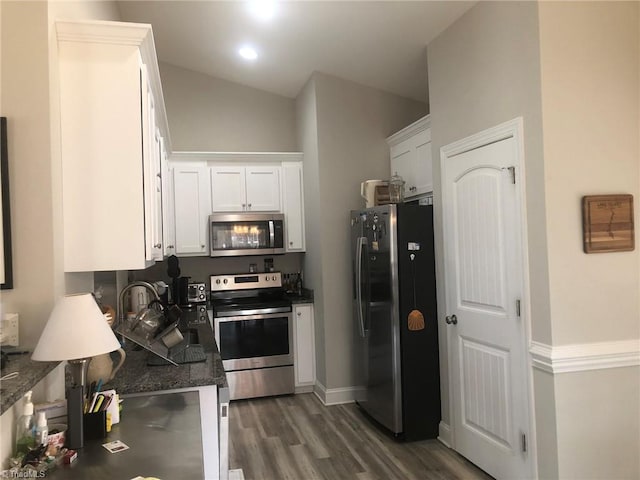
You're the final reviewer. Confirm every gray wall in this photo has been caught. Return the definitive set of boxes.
[0,0,120,348]
[428,1,639,477]
[427,0,547,450]
[537,2,639,477]
[0,0,119,466]
[295,77,326,383]
[298,71,427,390]
[159,62,297,152]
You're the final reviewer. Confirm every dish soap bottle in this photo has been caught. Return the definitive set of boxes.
[15,390,36,455]
[296,272,303,296]
[34,411,48,447]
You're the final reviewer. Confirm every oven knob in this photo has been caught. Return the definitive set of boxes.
[265,276,270,281]
[216,279,221,285]
[272,275,277,281]
[223,279,228,284]
[199,285,205,291]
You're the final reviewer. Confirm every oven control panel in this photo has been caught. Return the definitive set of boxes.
[210,272,282,291]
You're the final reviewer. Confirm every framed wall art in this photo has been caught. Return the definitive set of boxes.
[1,117,13,289]
[582,194,634,254]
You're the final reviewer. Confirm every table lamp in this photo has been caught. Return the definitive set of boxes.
[32,293,121,449]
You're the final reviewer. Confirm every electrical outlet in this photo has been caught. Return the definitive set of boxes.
[0,313,19,346]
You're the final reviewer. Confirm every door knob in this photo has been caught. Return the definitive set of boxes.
[445,314,458,325]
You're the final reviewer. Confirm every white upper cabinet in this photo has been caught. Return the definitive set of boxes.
[141,67,164,262]
[211,165,281,213]
[387,115,432,200]
[172,165,211,255]
[244,166,281,212]
[282,162,306,252]
[209,166,246,212]
[161,139,176,257]
[170,152,304,257]
[57,20,170,272]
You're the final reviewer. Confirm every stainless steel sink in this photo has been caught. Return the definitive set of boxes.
[184,329,200,345]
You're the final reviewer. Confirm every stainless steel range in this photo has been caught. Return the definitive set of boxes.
[211,272,294,400]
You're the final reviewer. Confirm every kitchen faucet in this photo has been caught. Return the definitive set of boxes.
[117,281,161,328]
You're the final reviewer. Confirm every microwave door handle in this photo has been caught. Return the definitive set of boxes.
[269,220,275,247]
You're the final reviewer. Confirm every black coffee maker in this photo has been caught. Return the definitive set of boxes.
[167,255,189,306]
[177,276,191,307]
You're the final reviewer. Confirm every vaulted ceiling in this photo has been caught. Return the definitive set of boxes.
[117,1,475,102]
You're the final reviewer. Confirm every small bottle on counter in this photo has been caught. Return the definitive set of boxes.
[296,272,303,296]
[34,411,48,446]
[15,391,35,455]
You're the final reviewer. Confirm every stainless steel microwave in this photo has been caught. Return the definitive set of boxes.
[209,213,285,257]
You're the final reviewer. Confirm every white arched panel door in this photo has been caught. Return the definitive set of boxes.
[442,122,532,480]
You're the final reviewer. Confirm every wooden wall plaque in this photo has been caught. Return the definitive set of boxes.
[582,194,634,253]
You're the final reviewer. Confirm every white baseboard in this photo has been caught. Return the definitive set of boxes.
[530,339,640,374]
[314,381,364,406]
[295,385,314,394]
[228,469,245,480]
[438,421,452,448]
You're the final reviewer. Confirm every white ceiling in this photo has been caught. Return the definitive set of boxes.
[117,1,475,103]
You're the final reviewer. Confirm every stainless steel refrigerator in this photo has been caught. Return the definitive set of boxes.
[351,203,440,440]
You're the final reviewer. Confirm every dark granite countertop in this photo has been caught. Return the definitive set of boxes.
[0,354,60,415]
[100,321,227,396]
[286,288,314,304]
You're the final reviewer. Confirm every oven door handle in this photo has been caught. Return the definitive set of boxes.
[214,311,293,323]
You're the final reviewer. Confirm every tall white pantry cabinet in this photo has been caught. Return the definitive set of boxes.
[57,20,170,272]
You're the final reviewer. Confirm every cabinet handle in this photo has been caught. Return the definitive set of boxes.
[154,243,161,248]
[248,203,252,208]
[297,312,301,316]
[201,245,205,249]
[167,245,174,249]
[242,204,246,209]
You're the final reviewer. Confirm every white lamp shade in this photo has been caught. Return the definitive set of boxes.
[32,293,121,361]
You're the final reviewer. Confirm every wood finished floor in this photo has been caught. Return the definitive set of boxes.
[229,393,494,480]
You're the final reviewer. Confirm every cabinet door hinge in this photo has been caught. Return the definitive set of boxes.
[521,432,528,453]
[516,299,521,317]
[508,166,516,184]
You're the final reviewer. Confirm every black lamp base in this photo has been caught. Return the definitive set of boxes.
[66,358,90,449]
[66,385,84,449]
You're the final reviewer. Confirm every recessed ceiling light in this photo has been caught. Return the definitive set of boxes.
[247,0,277,21]
[239,46,258,61]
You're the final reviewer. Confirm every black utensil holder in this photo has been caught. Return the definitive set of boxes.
[83,411,107,440]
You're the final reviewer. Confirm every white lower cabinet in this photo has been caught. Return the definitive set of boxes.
[173,166,211,255]
[293,303,315,390]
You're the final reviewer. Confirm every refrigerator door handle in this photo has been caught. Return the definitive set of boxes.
[356,236,368,337]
